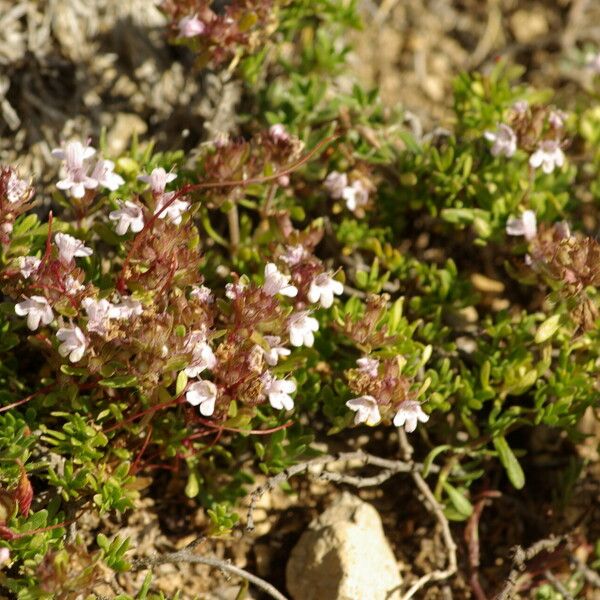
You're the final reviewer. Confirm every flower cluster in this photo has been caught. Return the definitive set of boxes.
[324,170,372,215]
[52,140,124,200]
[484,101,567,174]
[1,136,355,428]
[345,356,429,432]
[0,167,34,245]
[193,126,304,212]
[162,0,275,67]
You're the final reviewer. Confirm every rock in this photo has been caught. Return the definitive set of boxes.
[211,585,256,600]
[510,10,548,44]
[107,112,148,156]
[286,492,402,600]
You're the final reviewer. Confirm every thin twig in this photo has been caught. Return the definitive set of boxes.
[496,535,568,600]
[543,570,575,600]
[132,549,287,600]
[245,450,438,531]
[569,555,600,589]
[398,429,457,600]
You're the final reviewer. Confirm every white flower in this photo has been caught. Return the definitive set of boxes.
[512,100,529,116]
[184,331,217,377]
[548,110,567,129]
[529,140,565,174]
[110,297,143,319]
[585,52,600,74]
[484,124,517,158]
[393,400,429,433]
[91,159,124,191]
[178,14,206,37]
[262,373,296,411]
[64,275,84,294]
[56,326,87,362]
[82,297,115,335]
[155,192,190,225]
[15,296,53,330]
[54,233,93,264]
[288,311,319,347]
[263,263,297,297]
[346,395,381,426]
[506,210,537,241]
[190,285,213,303]
[52,140,98,198]
[342,180,369,212]
[6,172,32,203]
[260,336,291,366]
[307,272,343,308]
[19,255,40,278]
[280,245,306,266]
[0,547,9,566]
[186,380,218,416]
[225,281,246,299]
[109,200,144,235]
[138,167,177,195]
[269,124,290,143]
[356,357,379,377]
[324,171,348,199]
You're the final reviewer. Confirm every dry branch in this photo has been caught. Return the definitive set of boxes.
[245,449,438,531]
[398,429,458,600]
[132,549,288,600]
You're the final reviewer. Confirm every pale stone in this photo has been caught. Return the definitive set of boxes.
[286,492,402,600]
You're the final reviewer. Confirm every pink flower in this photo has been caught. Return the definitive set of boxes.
[529,140,565,174]
[280,245,306,266]
[184,331,217,377]
[82,297,115,335]
[225,281,246,300]
[342,180,369,212]
[178,14,206,38]
[262,372,296,411]
[260,336,291,366]
[308,272,343,308]
[263,263,297,297]
[269,124,290,143]
[91,159,124,191]
[324,171,348,199]
[506,210,537,241]
[356,357,379,377]
[56,326,87,362]
[288,311,319,347]
[154,193,190,225]
[109,200,144,235]
[19,255,40,278]
[54,233,93,264]
[190,285,214,303]
[15,296,54,330]
[484,124,517,158]
[186,380,218,416]
[393,401,429,432]
[346,395,381,426]
[52,140,98,198]
[6,172,32,203]
[138,167,177,195]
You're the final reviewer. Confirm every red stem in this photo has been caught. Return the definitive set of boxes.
[116,136,336,293]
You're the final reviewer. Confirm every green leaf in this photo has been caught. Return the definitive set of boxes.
[442,482,473,517]
[493,435,525,490]
[99,375,138,389]
[422,445,451,477]
[175,371,188,396]
[535,314,561,344]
